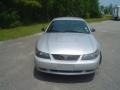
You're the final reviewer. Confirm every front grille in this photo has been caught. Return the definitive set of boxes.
[52,54,80,60]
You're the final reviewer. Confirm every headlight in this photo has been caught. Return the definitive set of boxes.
[82,49,100,60]
[35,48,50,59]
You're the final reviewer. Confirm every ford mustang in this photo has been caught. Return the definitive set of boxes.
[34,17,102,75]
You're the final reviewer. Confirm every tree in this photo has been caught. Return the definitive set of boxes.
[0,0,101,28]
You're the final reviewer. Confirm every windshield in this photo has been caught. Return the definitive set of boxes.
[47,20,90,33]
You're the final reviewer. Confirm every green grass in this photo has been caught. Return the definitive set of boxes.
[0,23,48,41]
[0,15,111,41]
[86,15,112,23]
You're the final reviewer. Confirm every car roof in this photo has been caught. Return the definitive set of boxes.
[53,17,85,21]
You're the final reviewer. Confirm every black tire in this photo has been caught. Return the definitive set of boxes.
[34,67,40,75]
[99,52,102,65]
[114,17,118,20]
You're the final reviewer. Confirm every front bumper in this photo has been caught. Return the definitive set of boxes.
[34,55,100,75]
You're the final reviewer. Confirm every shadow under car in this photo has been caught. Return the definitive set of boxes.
[33,68,95,83]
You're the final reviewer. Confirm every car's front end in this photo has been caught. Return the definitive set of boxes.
[34,17,102,75]
[34,50,101,75]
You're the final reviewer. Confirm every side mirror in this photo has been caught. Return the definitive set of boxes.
[90,28,96,32]
[41,28,45,31]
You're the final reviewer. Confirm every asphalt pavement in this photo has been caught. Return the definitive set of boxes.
[0,20,120,90]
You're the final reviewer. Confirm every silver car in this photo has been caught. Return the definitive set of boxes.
[34,17,102,75]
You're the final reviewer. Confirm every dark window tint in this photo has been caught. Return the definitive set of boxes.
[47,20,90,33]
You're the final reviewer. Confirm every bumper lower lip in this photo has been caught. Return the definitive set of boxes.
[36,67,96,75]
[34,55,100,75]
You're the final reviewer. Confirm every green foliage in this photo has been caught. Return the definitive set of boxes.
[40,0,101,19]
[15,0,41,7]
[0,11,21,28]
[14,0,42,23]
[0,0,101,28]
[100,4,113,15]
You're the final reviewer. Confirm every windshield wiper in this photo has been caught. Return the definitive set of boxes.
[63,30,90,34]
[63,30,84,33]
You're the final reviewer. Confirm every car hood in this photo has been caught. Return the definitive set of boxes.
[37,33,98,55]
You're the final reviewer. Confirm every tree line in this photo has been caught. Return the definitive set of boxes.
[0,0,101,28]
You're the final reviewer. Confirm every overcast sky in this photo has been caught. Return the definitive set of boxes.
[99,0,120,6]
